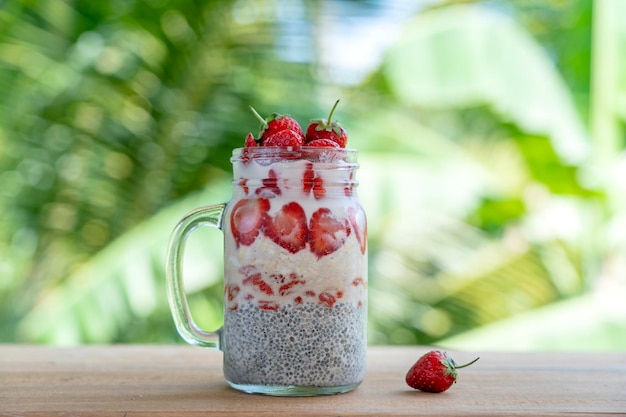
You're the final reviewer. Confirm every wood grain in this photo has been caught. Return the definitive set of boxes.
[1,345,624,416]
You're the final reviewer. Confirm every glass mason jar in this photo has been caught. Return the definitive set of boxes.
[166,146,368,396]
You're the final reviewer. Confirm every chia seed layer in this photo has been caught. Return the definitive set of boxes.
[222,301,367,388]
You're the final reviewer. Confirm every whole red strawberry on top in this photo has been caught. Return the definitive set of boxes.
[305,99,348,148]
[249,106,305,147]
[405,350,479,393]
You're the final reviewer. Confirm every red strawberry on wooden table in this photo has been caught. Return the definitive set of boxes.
[249,106,305,146]
[405,350,479,393]
[264,201,308,254]
[230,197,270,247]
[305,99,348,148]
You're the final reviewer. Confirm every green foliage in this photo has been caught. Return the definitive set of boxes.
[0,0,318,342]
[1,0,625,350]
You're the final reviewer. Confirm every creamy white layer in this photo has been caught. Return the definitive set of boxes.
[224,157,367,309]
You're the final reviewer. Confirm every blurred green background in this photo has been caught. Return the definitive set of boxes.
[1,0,625,350]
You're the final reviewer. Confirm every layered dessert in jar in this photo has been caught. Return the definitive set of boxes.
[220,102,368,394]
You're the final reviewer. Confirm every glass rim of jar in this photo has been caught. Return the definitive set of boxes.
[231,146,358,164]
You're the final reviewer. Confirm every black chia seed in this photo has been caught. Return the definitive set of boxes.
[222,301,367,387]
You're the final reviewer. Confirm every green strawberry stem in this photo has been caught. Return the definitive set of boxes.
[249,105,268,129]
[313,99,342,133]
[325,99,340,126]
[455,356,480,369]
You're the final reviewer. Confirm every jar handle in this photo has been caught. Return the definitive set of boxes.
[166,204,226,349]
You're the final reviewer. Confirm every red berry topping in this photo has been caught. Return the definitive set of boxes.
[308,208,351,258]
[241,133,258,164]
[306,138,340,148]
[230,198,270,247]
[264,202,308,254]
[249,106,305,144]
[405,350,479,393]
[305,100,348,148]
[244,132,258,147]
[262,129,304,147]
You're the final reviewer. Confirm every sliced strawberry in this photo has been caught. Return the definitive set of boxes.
[230,197,270,247]
[278,279,306,296]
[242,272,274,296]
[302,163,326,199]
[348,205,367,254]
[265,201,308,253]
[313,176,325,200]
[255,169,281,198]
[238,178,249,195]
[258,300,280,311]
[344,170,355,196]
[318,292,337,308]
[302,162,315,195]
[225,284,240,302]
[308,208,351,258]
[224,284,240,311]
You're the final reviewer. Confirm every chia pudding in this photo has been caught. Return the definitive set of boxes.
[221,147,368,394]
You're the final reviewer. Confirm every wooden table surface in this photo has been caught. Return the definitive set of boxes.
[1,345,624,416]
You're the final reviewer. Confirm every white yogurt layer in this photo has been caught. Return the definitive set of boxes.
[224,156,367,309]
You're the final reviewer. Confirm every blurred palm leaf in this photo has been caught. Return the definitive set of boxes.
[439,280,626,351]
[17,179,231,344]
[353,4,596,345]
[0,0,318,341]
[3,0,623,350]
[383,3,589,164]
